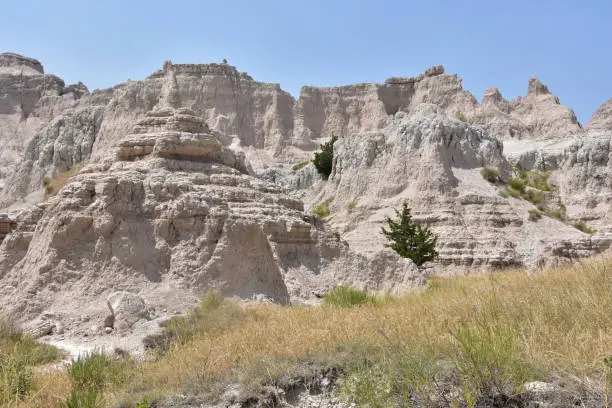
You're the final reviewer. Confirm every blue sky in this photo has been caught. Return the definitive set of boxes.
[1,0,610,122]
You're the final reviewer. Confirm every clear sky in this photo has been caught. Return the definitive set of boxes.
[1,0,610,123]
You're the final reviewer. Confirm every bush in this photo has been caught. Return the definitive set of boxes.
[450,324,538,398]
[313,197,333,218]
[347,200,357,211]
[339,342,441,407]
[60,388,102,408]
[66,351,126,391]
[481,168,502,184]
[292,161,310,172]
[0,316,63,365]
[313,135,338,179]
[528,209,543,221]
[324,286,372,308]
[573,221,597,234]
[0,353,33,403]
[508,178,526,193]
[455,111,468,122]
[521,189,544,205]
[381,202,438,266]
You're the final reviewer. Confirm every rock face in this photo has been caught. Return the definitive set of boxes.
[586,99,612,131]
[471,79,582,139]
[0,54,590,209]
[305,105,611,270]
[506,131,612,228]
[0,108,421,328]
[0,52,93,204]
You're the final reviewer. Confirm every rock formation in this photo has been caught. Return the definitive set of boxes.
[0,108,422,338]
[586,99,612,131]
[0,54,589,209]
[304,105,611,270]
[471,79,582,139]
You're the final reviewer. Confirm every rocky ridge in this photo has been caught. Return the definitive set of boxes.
[303,105,612,270]
[0,53,589,209]
[0,107,422,352]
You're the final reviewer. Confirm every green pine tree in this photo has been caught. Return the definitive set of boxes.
[381,202,438,266]
[312,135,338,179]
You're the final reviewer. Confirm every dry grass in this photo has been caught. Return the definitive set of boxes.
[43,162,87,199]
[9,260,612,407]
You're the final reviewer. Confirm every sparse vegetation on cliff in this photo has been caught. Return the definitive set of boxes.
[42,162,87,199]
[313,135,338,179]
[480,167,502,184]
[381,202,438,266]
[313,197,333,218]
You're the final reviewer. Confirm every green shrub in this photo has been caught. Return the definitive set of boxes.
[66,351,126,391]
[347,200,357,211]
[339,340,441,407]
[381,202,438,266]
[0,316,63,365]
[528,209,543,221]
[0,353,33,403]
[313,197,333,218]
[521,189,544,204]
[501,187,521,198]
[60,388,102,408]
[292,161,310,172]
[450,324,539,397]
[0,317,22,342]
[134,396,154,408]
[548,210,564,221]
[455,111,468,122]
[508,178,526,193]
[313,135,338,179]
[480,168,502,184]
[324,286,372,307]
[572,221,597,234]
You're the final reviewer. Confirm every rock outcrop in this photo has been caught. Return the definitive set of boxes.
[0,108,421,332]
[471,79,582,139]
[586,99,612,131]
[0,54,591,209]
[304,105,611,270]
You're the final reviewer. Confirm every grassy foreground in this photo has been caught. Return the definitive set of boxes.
[5,260,612,407]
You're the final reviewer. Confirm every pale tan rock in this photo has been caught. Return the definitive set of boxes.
[0,109,421,333]
[303,105,611,271]
[586,99,612,131]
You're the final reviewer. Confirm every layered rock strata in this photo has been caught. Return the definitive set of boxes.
[305,105,611,270]
[0,53,589,209]
[0,108,422,332]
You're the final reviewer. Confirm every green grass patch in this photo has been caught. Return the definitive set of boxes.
[313,197,333,218]
[292,161,310,172]
[508,177,526,193]
[480,167,502,184]
[66,351,130,391]
[521,189,544,204]
[572,221,597,234]
[324,286,377,308]
[528,209,543,221]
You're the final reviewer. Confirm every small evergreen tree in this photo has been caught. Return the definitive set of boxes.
[313,135,338,179]
[381,202,438,266]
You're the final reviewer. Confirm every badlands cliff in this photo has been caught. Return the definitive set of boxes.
[0,52,611,338]
[0,54,593,208]
[0,106,421,342]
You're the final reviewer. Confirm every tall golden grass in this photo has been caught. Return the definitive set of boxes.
[9,259,612,407]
